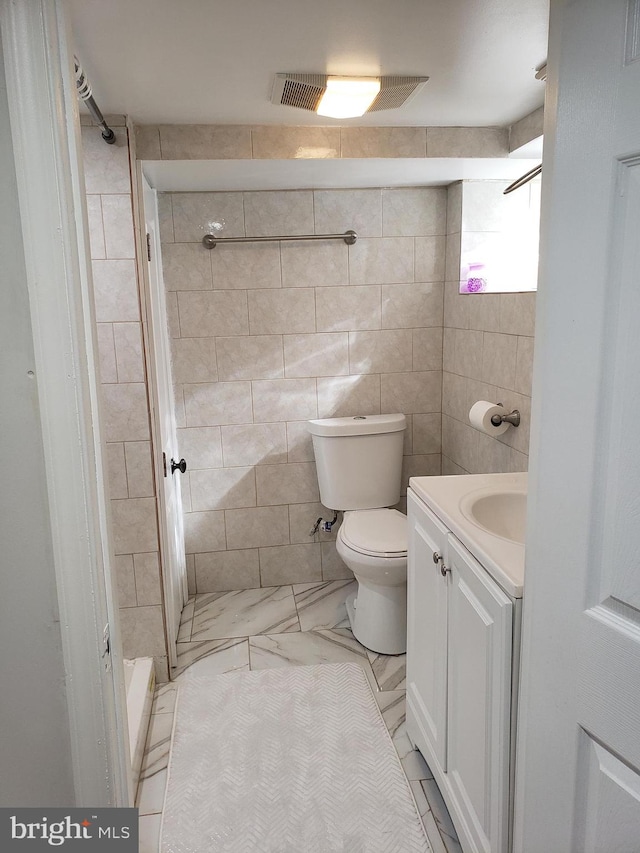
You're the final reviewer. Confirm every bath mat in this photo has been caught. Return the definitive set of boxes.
[160,662,430,852]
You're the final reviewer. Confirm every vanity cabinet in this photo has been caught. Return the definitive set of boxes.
[406,487,520,853]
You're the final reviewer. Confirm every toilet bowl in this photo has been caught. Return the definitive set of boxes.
[336,508,407,655]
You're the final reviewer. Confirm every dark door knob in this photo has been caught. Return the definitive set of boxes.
[171,457,187,475]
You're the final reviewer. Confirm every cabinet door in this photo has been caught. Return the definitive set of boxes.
[406,489,450,770]
[446,536,513,853]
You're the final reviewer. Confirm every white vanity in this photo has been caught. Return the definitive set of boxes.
[406,472,526,853]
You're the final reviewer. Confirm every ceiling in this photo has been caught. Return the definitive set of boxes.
[66,0,549,128]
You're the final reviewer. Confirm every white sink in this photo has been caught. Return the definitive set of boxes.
[459,489,527,545]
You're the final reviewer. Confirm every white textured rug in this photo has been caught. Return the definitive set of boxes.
[160,662,430,853]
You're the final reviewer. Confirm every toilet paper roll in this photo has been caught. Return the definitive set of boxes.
[468,400,510,436]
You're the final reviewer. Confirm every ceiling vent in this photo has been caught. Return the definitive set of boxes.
[271,73,429,115]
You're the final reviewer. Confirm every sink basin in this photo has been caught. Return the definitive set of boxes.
[459,489,527,545]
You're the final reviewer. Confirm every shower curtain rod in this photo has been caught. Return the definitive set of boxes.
[503,163,542,194]
[202,230,358,249]
[74,57,115,144]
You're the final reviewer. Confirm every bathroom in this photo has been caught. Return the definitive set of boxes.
[2,1,639,852]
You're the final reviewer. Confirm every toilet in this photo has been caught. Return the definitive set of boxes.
[307,413,408,655]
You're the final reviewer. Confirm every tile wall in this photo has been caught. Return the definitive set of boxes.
[81,118,169,682]
[158,187,446,593]
[442,181,535,474]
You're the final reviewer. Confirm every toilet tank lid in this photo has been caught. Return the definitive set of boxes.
[307,413,406,437]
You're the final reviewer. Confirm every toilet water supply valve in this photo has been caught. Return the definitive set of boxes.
[309,512,339,536]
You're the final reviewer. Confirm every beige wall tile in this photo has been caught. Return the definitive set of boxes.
[101,194,135,259]
[313,189,382,238]
[124,441,154,498]
[381,282,443,329]
[382,188,447,237]
[178,290,249,337]
[216,335,284,381]
[482,332,518,389]
[321,541,353,580]
[467,293,502,333]
[157,193,174,243]
[171,192,245,242]
[510,106,544,152]
[515,336,535,395]
[441,414,479,473]
[316,285,381,332]
[102,383,150,441]
[442,456,468,476]
[442,371,470,422]
[475,431,513,474]
[284,333,349,378]
[447,182,463,234]
[252,126,340,160]
[171,337,218,384]
[183,510,226,554]
[413,413,442,455]
[158,125,252,159]
[184,381,253,427]
[415,236,447,282]
[81,126,131,194]
[286,421,315,463]
[401,453,441,488]
[113,322,144,382]
[259,543,322,586]
[243,191,314,237]
[221,423,287,467]
[86,195,105,259]
[106,442,128,500]
[444,281,469,330]
[316,374,381,418]
[111,497,158,554]
[114,554,136,608]
[177,426,223,469]
[380,371,441,414]
[453,328,484,379]
[190,467,256,511]
[442,328,456,373]
[288,501,334,544]
[211,242,281,289]
[225,506,290,550]
[281,241,348,287]
[119,605,166,658]
[135,125,161,160]
[162,243,212,291]
[92,259,140,322]
[251,378,318,423]
[256,462,319,506]
[510,448,529,472]
[349,238,414,285]
[195,549,261,592]
[499,292,536,337]
[248,288,315,335]
[412,328,444,372]
[348,330,412,374]
[133,552,162,606]
[445,231,462,282]
[96,323,117,383]
[341,127,426,158]
[186,553,196,595]
[166,291,180,339]
[181,472,192,512]
[427,126,508,158]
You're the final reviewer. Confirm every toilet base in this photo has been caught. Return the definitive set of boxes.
[345,584,406,656]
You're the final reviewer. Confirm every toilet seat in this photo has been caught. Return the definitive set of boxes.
[340,509,407,558]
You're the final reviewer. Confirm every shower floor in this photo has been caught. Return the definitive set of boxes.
[136,579,461,853]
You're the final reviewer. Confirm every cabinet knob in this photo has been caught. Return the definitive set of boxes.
[432,551,442,565]
[433,551,450,577]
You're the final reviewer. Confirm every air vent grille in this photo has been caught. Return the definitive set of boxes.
[271,73,428,114]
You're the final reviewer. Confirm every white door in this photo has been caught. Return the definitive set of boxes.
[406,489,449,770]
[141,175,187,669]
[447,538,512,853]
[515,1,640,850]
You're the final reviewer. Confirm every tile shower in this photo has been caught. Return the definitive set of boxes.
[159,187,446,594]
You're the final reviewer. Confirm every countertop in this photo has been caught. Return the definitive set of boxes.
[409,472,526,599]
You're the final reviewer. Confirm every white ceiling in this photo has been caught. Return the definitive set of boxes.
[66,0,549,128]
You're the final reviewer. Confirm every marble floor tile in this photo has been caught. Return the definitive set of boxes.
[248,627,378,692]
[192,586,300,639]
[140,713,174,780]
[136,767,167,816]
[410,780,431,819]
[392,731,433,782]
[367,649,406,691]
[152,682,178,715]
[421,778,463,853]
[173,637,249,679]
[293,579,356,631]
[177,596,195,642]
[139,814,161,853]
[375,689,406,739]
[421,809,448,853]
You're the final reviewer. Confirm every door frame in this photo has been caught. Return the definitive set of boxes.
[0,0,131,805]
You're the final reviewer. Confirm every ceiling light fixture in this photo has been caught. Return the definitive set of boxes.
[316,77,381,119]
[271,74,429,116]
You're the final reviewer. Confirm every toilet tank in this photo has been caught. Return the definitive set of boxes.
[307,414,406,510]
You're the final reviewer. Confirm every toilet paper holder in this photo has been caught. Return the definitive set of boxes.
[491,406,521,428]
